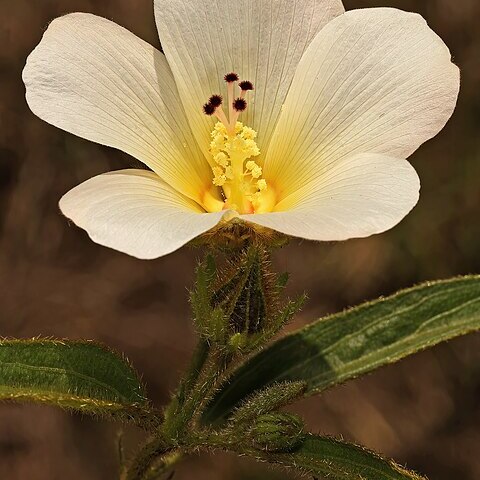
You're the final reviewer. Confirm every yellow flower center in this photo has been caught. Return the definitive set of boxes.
[202,72,275,214]
[209,121,266,214]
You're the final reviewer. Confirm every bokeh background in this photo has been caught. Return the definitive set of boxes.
[1,0,479,478]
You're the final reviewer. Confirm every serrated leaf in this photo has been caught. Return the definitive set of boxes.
[0,339,153,426]
[265,434,426,480]
[204,275,480,424]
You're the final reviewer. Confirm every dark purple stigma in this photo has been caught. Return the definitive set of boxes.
[239,80,254,91]
[209,95,223,108]
[203,102,216,116]
[224,72,239,83]
[233,98,247,112]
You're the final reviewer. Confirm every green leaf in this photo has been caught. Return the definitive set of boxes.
[204,275,480,423]
[0,338,153,426]
[265,434,426,480]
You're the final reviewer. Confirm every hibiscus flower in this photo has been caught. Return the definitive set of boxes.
[23,0,459,259]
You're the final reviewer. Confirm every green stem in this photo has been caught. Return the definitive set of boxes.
[176,337,210,406]
[174,347,230,432]
[162,339,220,440]
[143,450,183,480]
[189,350,237,426]
[124,435,172,480]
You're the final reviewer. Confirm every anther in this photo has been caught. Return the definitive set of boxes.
[224,72,239,83]
[209,95,223,108]
[233,98,247,112]
[239,81,254,91]
[203,103,216,116]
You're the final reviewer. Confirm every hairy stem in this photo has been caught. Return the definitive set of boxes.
[175,338,210,407]
[123,435,174,480]
[143,450,183,480]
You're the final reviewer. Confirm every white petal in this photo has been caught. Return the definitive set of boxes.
[23,13,211,203]
[263,8,460,201]
[154,0,344,159]
[242,153,420,241]
[59,170,225,259]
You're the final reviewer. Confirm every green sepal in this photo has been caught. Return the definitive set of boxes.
[0,338,155,429]
[191,246,303,352]
[211,245,274,336]
[276,272,290,291]
[261,293,307,343]
[190,255,223,338]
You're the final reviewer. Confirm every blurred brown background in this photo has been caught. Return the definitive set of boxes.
[0,0,479,479]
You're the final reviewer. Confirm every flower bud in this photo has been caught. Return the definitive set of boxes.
[248,412,304,452]
[212,245,274,337]
[191,244,304,350]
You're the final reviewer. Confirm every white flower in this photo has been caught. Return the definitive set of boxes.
[23,1,459,259]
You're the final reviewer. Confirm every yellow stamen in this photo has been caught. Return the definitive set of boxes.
[202,74,275,215]
[208,122,269,214]
[257,179,267,191]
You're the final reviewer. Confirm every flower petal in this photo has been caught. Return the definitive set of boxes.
[59,169,225,259]
[23,13,211,203]
[242,153,420,241]
[154,0,344,159]
[263,8,460,201]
